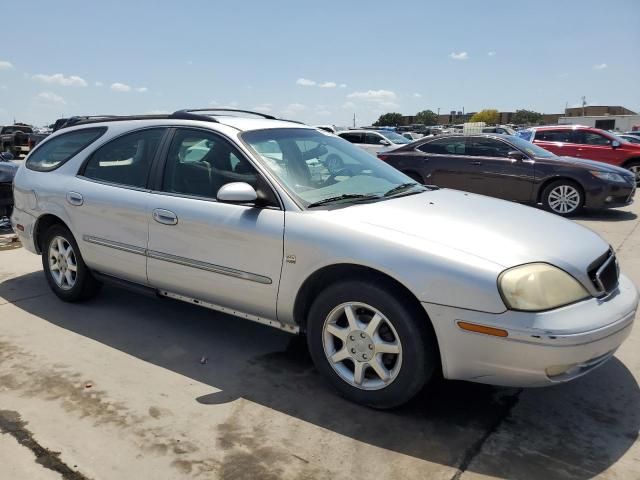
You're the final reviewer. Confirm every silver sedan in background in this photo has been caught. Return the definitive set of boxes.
[11,110,639,408]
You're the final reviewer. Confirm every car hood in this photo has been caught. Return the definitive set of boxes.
[0,160,18,183]
[538,156,632,174]
[327,189,609,273]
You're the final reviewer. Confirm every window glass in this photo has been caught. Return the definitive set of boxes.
[418,137,466,155]
[534,129,572,142]
[379,131,411,144]
[468,138,512,157]
[162,129,262,200]
[26,128,106,172]
[83,128,165,187]
[365,133,384,145]
[339,132,363,143]
[575,131,611,146]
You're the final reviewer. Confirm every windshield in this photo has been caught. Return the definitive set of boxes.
[507,135,558,158]
[242,128,423,207]
[379,131,411,144]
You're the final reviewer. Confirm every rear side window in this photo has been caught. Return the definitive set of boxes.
[534,130,572,142]
[82,128,166,188]
[26,128,106,172]
[418,137,466,155]
[339,132,363,143]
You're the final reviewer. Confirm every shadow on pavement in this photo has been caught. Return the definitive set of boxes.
[1,271,638,480]
[574,208,638,222]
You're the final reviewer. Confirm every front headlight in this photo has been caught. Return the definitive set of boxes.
[499,263,590,311]
[590,170,627,183]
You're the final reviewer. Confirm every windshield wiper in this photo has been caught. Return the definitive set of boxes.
[383,182,425,197]
[307,194,380,208]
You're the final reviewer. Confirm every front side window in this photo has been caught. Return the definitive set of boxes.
[242,128,420,206]
[574,131,611,146]
[365,133,385,145]
[162,129,265,200]
[467,138,512,157]
[418,137,466,155]
[83,128,165,188]
[534,129,572,142]
[27,128,106,172]
[379,131,411,144]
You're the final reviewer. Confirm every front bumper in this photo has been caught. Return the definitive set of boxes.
[424,273,638,387]
[585,181,635,209]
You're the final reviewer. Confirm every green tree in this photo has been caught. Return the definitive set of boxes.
[414,109,439,126]
[512,109,543,125]
[373,112,403,126]
[470,109,500,124]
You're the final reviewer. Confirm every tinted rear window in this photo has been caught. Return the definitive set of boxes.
[26,128,107,172]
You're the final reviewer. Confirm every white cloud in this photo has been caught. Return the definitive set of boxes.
[285,103,306,112]
[347,89,397,101]
[487,51,496,57]
[339,84,347,88]
[413,93,422,98]
[110,82,132,92]
[342,101,356,109]
[136,87,148,93]
[319,81,337,88]
[449,52,469,60]
[296,78,316,86]
[32,73,87,87]
[0,61,14,70]
[36,91,66,105]
[593,63,607,70]
[95,81,104,87]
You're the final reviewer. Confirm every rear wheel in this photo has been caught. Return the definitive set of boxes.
[307,280,437,409]
[42,224,102,302]
[542,180,583,217]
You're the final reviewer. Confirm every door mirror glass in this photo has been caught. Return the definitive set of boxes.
[611,140,621,148]
[379,139,390,146]
[217,182,258,203]
[507,150,526,160]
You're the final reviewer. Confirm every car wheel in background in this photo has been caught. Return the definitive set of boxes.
[542,180,584,217]
[307,280,437,409]
[42,224,102,302]
[626,160,640,185]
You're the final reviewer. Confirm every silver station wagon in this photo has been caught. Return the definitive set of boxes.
[11,109,639,408]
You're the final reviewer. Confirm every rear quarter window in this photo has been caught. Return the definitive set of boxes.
[26,127,107,172]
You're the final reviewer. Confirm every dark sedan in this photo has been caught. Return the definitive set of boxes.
[378,134,636,216]
[0,152,18,219]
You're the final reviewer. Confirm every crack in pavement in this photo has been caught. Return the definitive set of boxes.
[0,410,91,480]
[449,388,522,480]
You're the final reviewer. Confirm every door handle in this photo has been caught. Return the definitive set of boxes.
[152,209,178,225]
[469,161,482,166]
[66,192,84,206]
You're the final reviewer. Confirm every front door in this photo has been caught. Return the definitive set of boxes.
[572,130,620,165]
[146,128,285,321]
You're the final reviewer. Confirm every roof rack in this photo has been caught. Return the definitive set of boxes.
[57,112,220,130]
[175,108,277,120]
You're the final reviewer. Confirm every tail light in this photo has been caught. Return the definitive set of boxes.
[378,154,389,161]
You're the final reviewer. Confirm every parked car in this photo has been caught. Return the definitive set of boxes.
[623,131,640,138]
[12,110,638,408]
[402,132,424,141]
[0,151,18,218]
[377,134,635,216]
[517,125,640,184]
[0,124,34,159]
[618,134,640,144]
[337,129,411,155]
[482,125,516,135]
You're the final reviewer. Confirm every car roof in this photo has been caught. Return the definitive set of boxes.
[338,129,383,134]
[529,124,592,131]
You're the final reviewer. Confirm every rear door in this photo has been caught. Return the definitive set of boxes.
[465,137,534,201]
[533,129,579,157]
[146,127,284,321]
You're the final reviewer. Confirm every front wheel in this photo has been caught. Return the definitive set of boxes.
[42,224,102,302]
[542,180,583,217]
[307,280,437,409]
[626,160,640,185]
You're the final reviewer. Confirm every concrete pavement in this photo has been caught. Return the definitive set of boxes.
[1,204,639,480]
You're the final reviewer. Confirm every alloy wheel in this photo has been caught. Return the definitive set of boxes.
[48,236,78,290]
[629,165,640,185]
[322,302,403,390]
[547,185,581,214]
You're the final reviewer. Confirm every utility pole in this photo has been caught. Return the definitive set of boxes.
[581,96,586,116]
[353,113,356,128]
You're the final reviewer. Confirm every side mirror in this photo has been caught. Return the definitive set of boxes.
[216,182,258,203]
[0,151,14,161]
[379,139,390,146]
[611,140,621,148]
[507,150,526,160]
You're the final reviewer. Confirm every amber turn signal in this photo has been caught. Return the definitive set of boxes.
[457,321,508,337]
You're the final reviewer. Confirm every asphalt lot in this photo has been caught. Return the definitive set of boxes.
[1,203,639,480]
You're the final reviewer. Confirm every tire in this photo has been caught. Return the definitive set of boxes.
[42,224,102,302]
[541,180,584,217]
[306,280,437,409]
[626,160,640,186]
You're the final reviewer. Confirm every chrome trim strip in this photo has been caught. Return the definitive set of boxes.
[147,250,272,284]
[83,235,147,255]
[159,290,298,333]
[83,236,272,285]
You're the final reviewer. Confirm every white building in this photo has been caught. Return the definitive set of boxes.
[559,114,640,132]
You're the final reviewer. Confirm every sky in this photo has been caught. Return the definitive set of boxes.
[0,0,638,127]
